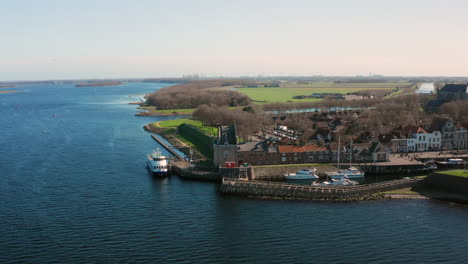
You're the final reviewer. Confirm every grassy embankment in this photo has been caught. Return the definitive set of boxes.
[154,119,217,160]
[140,106,196,115]
[139,105,238,116]
[236,82,411,103]
[437,169,468,178]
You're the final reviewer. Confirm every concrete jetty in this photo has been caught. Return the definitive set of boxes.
[150,134,185,160]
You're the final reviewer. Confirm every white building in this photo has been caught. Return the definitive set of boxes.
[431,118,468,150]
[391,126,441,152]
[413,128,441,151]
[415,83,435,94]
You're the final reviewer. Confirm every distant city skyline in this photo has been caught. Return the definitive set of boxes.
[2,0,468,81]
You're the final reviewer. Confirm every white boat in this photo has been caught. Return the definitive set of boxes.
[327,166,365,179]
[285,168,319,179]
[146,149,169,177]
[321,175,359,186]
[326,137,365,179]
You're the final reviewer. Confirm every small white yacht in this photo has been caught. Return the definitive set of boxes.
[327,166,365,179]
[321,175,359,186]
[285,168,319,180]
[146,149,169,177]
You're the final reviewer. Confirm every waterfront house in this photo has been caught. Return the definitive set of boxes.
[278,144,331,164]
[391,125,441,152]
[330,141,389,163]
[430,118,468,150]
[236,141,279,166]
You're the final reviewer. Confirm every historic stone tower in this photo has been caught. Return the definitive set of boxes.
[213,125,237,168]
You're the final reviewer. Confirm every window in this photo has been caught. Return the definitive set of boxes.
[281,157,286,162]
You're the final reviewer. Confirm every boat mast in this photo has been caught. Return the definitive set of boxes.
[337,136,340,169]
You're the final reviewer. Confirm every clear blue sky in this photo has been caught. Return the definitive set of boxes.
[2,0,468,80]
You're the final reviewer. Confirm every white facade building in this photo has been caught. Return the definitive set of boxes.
[415,83,435,94]
[414,130,441,151]
[391,127,441,152]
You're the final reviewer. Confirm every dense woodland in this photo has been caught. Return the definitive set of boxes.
[145,79,251,109]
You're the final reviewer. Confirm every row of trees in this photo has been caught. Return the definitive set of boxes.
[193,105,262,140]
[145,79,251,109]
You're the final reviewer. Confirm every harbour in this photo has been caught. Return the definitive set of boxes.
[1,83,467,264]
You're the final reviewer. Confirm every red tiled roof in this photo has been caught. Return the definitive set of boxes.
[400,125,427,135]
[278,145,304,153]
[278,145,327,153]
[303,145,327,152]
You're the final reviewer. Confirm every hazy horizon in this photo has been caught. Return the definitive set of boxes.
[2,0,468,81]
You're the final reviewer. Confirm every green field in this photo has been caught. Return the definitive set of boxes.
[139,106,196,115]
[281,82,410,89]
[438,169,468,178]
[156,118,218,137]
[236,82,410,103]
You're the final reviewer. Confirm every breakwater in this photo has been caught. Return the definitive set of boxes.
[220,177,424,201]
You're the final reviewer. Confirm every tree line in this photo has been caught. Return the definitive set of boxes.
[145,79,251,109]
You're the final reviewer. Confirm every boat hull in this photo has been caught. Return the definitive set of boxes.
[149,170,169,177]
[146,161,169,177]
[329,173,364,179]
[285,175,319,180]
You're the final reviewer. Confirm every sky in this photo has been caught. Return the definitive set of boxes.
[1,0,468,81]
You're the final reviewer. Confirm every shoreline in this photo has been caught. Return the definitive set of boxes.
[128,101,195,116]
[0,85,16,88]
[75,81,122,87]
[0,90,20,94]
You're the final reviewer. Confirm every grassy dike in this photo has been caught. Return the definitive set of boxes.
[137,106,196,116]
[149,119,217,161]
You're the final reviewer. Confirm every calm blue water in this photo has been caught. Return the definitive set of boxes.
[1,83,467,264]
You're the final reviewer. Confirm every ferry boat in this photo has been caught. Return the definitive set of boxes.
[146,149,169,177]
[285,168,319,180]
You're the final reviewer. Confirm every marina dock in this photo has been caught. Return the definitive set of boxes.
[220,177,424,201]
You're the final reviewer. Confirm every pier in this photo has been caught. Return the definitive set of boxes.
[220,177,424,201]
[150,134,185,160]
